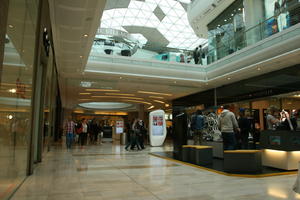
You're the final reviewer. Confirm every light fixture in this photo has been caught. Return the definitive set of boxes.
[148,105,154,110]
[91,96,143,100]
[257,67,261,71]
[8,24,14,28]
[9,89,17,93]
[79,56,83,58]
[86,89,120,92]
[73,110,84,114]
[138,91,172,96]
[153,100,165,104]
[94,111,128,116]
[165,104,170,107]
[7,115,13,119]
[119,77,122,79]
[83,34,88,37]
[149,96,164,99]
[122,99,151,105]
[105,93,134,96]
[80,81,92,87]
[227,77,231,80]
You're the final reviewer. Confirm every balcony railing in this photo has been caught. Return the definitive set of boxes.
[207,3,300,64]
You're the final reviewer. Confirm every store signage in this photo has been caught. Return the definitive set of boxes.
[116,120,124,134]
[152,115,164,136]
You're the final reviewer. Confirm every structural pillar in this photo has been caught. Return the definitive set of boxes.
[138,104,145,121]
[243,0,265,45]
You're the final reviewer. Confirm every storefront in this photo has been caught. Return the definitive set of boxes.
[0,0,60,198]
[172,64,300,172]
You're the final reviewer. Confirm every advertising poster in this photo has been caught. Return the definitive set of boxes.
[116,120,123,134]
[152,115,163,136]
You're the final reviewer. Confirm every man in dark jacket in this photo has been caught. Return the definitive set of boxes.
[238,109,251,149]
[191,110,205,144]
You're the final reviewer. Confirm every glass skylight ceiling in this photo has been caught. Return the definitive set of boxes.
[100,0,206,50]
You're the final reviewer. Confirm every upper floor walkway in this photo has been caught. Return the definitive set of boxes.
[85,23,300,87]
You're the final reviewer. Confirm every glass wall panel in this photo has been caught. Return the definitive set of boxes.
[0,0,38,198]
[207,0,245,63]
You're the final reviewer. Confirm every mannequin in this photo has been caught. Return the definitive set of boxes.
[280,109,294,130]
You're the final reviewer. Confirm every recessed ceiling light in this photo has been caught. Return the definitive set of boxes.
[227,77,231,80]
[105,93,134,96]
[148,105,154,110]
[149,96,164,99]
[83,34,88,37]
[138,91,172,96]
[257,67,261,70]
[165,104,170,107]
[86,89,120,92]
[153,100,165,104]
[9,89,16,93]
[79,56,83,58]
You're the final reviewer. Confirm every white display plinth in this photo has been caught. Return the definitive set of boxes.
[262,149,300,170]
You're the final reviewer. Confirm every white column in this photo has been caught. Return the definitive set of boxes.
[244,0,265,45]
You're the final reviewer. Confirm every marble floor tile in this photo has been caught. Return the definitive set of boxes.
[9,143,300,200]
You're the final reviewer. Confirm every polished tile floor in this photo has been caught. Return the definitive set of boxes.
[10,143,300,200]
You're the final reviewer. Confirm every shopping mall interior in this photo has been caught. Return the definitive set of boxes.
[1,0,300,199]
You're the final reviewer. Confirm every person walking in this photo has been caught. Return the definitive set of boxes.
[198,45,203,65]
[125,119,142,150]
[193,47,199,64]
[218,105,240,150]
[138,120,147,149]
[90,119,99,144]
[81,118,88,145]
[64,116,76,149]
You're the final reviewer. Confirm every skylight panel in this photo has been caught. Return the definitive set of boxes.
[128,1,143,9]
[126,8,139,18]
[177,0,191,3]
[141,2,156,11]
[99,0,207,51]
[123,17,136,26]
[113,9,127,18]
[158,0,172,7]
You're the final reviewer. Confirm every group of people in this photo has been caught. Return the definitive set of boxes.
[125,119,147,151]
[192,104,299,151]
[178,45,204,64]
[191,105,259,151]
[64,117,102,149]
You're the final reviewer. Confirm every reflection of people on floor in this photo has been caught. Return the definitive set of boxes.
[64,116,76,149]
